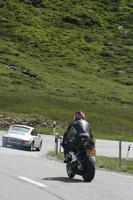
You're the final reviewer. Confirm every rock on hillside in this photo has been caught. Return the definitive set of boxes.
[0,115,51,128]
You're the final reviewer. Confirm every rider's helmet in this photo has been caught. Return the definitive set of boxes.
[74,111,85,120]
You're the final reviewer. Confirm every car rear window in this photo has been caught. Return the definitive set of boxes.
[10,126,30,133]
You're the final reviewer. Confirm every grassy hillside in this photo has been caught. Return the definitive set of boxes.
[0,0,133,139]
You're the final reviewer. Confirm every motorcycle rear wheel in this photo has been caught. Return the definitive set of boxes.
[66,162,75,179]
[82,156,95,182]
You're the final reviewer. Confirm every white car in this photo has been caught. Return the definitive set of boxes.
[2,124,42,151]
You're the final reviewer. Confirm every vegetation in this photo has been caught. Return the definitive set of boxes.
[96,155,133,174]
[0,0,133,140]
[47,151,133,175]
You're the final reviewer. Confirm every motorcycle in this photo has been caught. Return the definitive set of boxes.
[65,133,96,182]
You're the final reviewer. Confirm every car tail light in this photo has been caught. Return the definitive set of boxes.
[21,140,29,144]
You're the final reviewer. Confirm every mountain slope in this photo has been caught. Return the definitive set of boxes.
[0,0,133,136]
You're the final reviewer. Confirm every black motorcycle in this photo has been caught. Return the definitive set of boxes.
[66,133,96,182]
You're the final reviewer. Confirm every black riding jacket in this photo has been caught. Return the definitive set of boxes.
[62,119,92,147]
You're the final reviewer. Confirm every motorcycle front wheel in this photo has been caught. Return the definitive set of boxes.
[66,162,75,179]
[82,156,95,182]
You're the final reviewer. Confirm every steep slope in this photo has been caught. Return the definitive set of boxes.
[0,0,133,136]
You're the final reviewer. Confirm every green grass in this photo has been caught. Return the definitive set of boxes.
[47,151,133,174]
[47,151,64,161]
[96,156,133,174]
[0,0,133,141]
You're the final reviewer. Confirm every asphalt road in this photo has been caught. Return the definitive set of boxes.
[0,132,133,200]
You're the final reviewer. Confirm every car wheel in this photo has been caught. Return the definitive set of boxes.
[28,141,34,151]
[36,141,42,151]
[2,140,7,147]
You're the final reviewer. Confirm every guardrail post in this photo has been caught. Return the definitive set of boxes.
[55,134,62,154]
[119,137,122,168]
[59,137,62,153]
[53,121,56,135]
[55,134,59,154]
[126,144,131,160]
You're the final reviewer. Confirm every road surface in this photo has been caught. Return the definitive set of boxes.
[0,132,133,200]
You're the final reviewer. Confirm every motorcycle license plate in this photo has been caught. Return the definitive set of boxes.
[86,148,96,156]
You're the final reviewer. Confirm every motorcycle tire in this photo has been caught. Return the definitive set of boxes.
[66,162,75,179]
[82,156,95,182]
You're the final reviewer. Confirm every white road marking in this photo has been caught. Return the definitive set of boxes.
[18,176,47,188]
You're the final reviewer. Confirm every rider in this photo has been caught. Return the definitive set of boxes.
[61,111,93,162]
